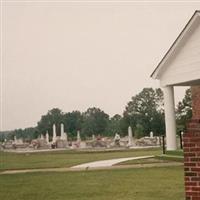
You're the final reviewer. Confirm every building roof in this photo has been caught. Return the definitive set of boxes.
[151,10,200,79]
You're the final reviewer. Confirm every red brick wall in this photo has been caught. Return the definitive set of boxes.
[184,121,200,200]
[184,86,200,200]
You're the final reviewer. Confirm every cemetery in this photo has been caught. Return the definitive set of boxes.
[0,124,162,152]
[2,3,200,200]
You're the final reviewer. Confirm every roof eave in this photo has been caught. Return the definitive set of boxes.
[150,10,200,80]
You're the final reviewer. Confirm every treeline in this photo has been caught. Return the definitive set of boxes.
[0,87,192,141]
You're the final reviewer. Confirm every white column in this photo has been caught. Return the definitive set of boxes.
[163,86,177,150]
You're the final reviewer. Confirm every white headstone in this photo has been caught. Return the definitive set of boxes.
[92,134,95,141]
[150,131,154,138]
[128,126,133,146]
[53,124,57,143]
[114,133,120,141]
[46,131,49,144]
[41,134,44,140]
[77,130,81,142]
[14,138,23,145]
[14,136,17,143]
[63,132,68,141]
[60,123,65,140]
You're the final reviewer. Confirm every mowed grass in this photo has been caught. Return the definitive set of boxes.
[117,155,184,165]
[0,148,161,171]
[0,166,184,200]
[117,157,170,165]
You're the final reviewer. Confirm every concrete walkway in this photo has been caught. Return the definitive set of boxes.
[71,155,154,169]
[0,154,184,175]
[0,162,183,175]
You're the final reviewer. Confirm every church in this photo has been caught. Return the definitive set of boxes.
[151,10,200,200]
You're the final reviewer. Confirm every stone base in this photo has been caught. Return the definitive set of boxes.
[91,140,107,148]
[56,139,68,148]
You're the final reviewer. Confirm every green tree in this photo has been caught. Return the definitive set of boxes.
[123,88,165,137]
[176,88,192,131]
[37,108,64,138]
[12,127,37,140]
[63,111,83,138]
[82,107,109,137]
[106,114,122,136]
[135,124,144,139]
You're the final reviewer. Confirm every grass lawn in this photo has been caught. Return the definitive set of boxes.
[0,148,161,171]
[165,150,183,157]
[117,155,183,166]
[116,157,170,165]
[0,166,184,200]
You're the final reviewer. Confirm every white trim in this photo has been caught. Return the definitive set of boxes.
[151,11,200,80]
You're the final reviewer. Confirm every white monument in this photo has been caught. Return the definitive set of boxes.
[77,130,81,142]
[60,123,67,141]
[150,131,154,138]
[60,123,65,140]
[92,134,95,141]
[14,136,17,143]
[114,133,120,146]
[114,133,120,141]
[52,124,57,143]
[13,136,23,144]
[46,131,49,144]
[128,126,133,146]
[41,134,44,140]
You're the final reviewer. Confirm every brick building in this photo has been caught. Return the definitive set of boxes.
[151,11,200,199]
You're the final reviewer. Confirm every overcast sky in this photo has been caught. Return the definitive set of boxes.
[1,1,200,131]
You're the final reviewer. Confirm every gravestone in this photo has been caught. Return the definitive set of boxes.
[46,131,49,144]
[52,124,57,143]
[150,131,153,138]
[60,123,65,140]
[56,124,68,148]
[128,126,133,147]
[92,134,95,141]
[114,133,121,147]
[41,134,44,140]
[77,130,81,143]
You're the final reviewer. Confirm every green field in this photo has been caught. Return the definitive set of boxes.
[0,166,184,200]
[0,148,161,171]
